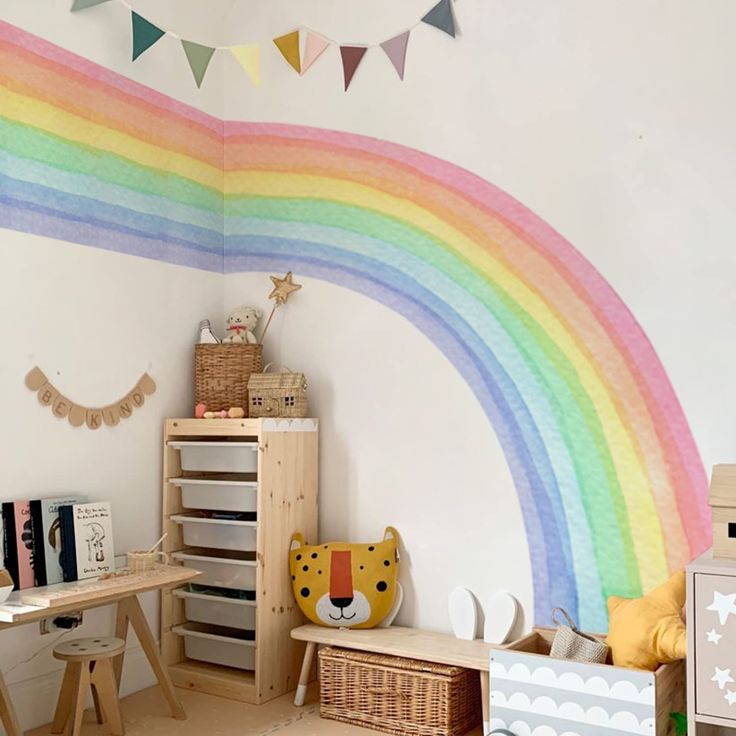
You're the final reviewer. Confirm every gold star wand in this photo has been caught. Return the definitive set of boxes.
[259,272,302,343]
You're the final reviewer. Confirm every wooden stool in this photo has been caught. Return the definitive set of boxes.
[52,636,126,736]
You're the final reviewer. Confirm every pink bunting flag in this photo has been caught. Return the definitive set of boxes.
[340,46,368,91]
[301,32,330,75]
[380,31,410,80]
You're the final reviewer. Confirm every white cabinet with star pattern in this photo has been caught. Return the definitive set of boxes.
[688,550,736,734]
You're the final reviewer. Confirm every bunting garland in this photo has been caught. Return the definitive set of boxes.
[71,0,458,90]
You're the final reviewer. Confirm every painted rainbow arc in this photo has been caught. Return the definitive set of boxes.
[0,20,710,629]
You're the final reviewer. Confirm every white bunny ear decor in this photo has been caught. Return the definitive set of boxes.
[483,591,520,645]
[448,587,479,641]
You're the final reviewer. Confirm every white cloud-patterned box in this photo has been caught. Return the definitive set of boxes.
[489,629,684,736]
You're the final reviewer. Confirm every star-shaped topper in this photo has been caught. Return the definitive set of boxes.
[269,271,302,306]
[707,591,736,626]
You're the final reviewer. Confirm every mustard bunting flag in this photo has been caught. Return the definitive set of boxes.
[421,0,456,37]
[71,0,112,11]
[273,31,301,73]
[231,44,260,87]
[132,12,165,61]
[181,40,216,88]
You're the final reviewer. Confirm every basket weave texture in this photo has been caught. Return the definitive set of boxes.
[194,344,263,414]
[318,647,481,736]
[246,364,307,418]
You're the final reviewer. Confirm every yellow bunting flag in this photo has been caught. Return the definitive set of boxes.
[273,30,301,74]
[231,44,261,87]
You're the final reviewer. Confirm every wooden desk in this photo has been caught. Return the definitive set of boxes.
[291,624,500,732]
[0,565,197,736]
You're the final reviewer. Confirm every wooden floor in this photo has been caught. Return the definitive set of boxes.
[27,684,485,735]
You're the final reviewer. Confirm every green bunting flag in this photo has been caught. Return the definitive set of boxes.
[71,0,113,11]
[131,12,166,61]
[181,41,216,88]
[421,0,456,38]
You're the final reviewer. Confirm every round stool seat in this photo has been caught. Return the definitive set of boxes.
[53,636,125,662]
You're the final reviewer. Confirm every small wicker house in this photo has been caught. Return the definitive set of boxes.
[247,367,307,418]
[709,464,736,559]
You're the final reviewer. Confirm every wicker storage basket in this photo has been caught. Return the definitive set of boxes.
[246,363,307,418]
[318,647,481,736]
[194,344,263,414]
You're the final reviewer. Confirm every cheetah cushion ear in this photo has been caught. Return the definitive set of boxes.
[290,533,305,551]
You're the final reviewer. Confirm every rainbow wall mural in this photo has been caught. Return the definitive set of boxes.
[0,20,710,629]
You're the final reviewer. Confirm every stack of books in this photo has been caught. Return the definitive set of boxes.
[2,498,114,590]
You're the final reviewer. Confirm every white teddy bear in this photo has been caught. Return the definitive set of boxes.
[222,305,262,344]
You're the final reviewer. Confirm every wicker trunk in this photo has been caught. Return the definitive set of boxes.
[194,344,263,414]
[318,647,481,736]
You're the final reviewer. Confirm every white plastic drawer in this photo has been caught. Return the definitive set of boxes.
[174,622,255,671]
[174,589,256,630]
[170,478,257,513]
[168,441,258,473]
[173,549,256,590]
[171,514,257,552]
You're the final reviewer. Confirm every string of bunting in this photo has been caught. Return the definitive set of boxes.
[70,0,458,90]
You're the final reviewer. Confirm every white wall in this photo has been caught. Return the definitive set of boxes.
[3,0,736,725]
[220,0,736,630]
[1,3,230,727]
[0,233,223,728]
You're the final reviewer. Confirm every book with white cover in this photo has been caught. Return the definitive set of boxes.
[59,502,114,581]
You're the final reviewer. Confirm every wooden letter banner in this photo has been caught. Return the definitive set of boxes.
[25,367,156,430]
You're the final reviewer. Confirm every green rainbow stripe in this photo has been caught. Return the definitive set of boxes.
[0,21,710,628]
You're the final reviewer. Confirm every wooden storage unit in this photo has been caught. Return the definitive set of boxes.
[490,628,684,736]
[687,550,736,735]
[161,417,318,705]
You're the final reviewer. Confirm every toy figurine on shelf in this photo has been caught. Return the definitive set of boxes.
[222,306,261,344]
[194,403,245,419]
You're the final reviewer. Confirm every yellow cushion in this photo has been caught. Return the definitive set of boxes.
[606,570,687,670]
[289,527,399,629]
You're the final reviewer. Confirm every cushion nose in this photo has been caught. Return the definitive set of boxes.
[329,597,353,609]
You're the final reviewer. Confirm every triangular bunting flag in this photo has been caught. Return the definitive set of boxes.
[71,0,112,11]
[273,31,301,74]
[132,12,166,61]
[421,0,456,38]
[340,46,368,91]
[380,31,410,80]
[231,44,260,87]
[181,40,216,88]
[301,33,329,75]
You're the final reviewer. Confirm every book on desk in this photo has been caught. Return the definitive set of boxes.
[2,495,112,591]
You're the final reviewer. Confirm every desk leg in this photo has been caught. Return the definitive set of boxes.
[121,596,186,720]
[480,670,489,735]
[294,642,316,707]
[0,667,22,736]
[112,598,130,690]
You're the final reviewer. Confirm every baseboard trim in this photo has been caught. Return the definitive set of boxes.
[7,644,156,732]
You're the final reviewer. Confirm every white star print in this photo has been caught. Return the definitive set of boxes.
[707,591,736,626]
[726,690,736,706]
[713,667,735,690]
[707,629,723,644]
